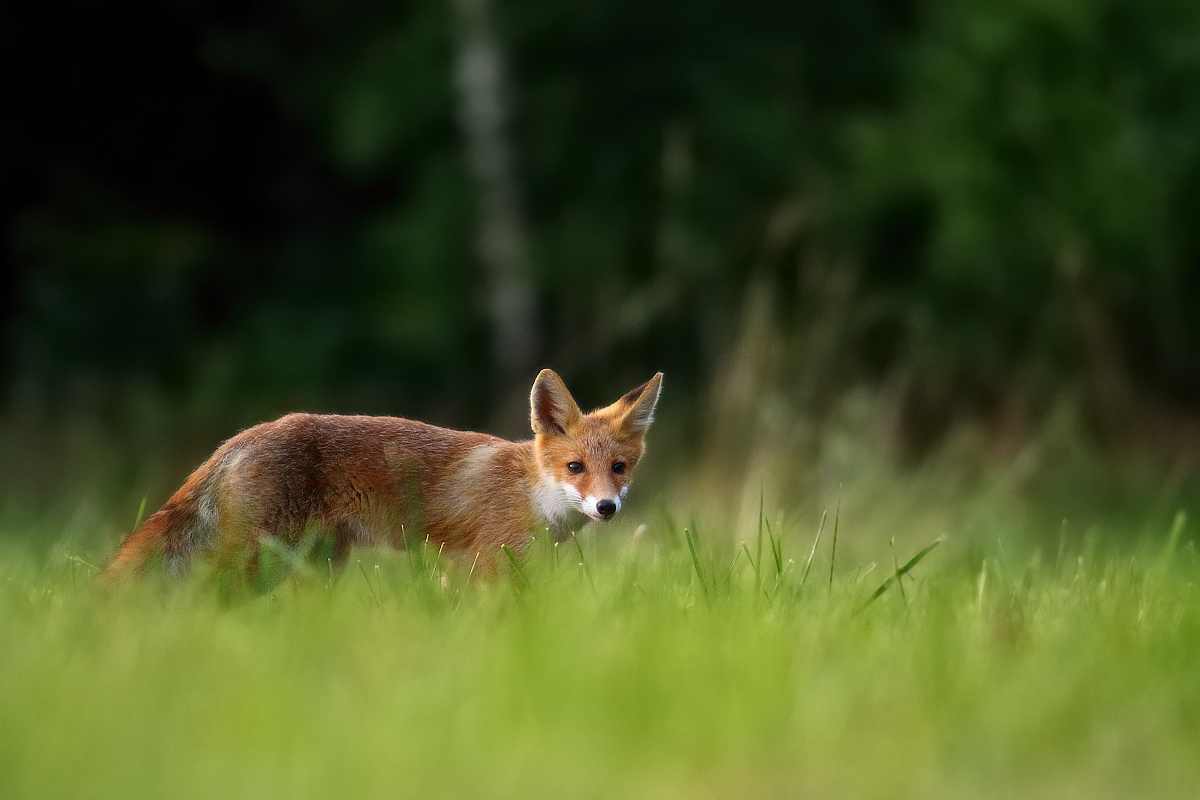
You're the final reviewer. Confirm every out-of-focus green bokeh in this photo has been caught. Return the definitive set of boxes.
[4,0,1200,541]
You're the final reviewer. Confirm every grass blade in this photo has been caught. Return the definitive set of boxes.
[684,528,710,598]
[500,544,530,592]
[755,484,764,589]
[357,560,383,608]
[828,495,841,592]
[718,548,743,594]
[572,532,598,597]
[430,542,446,583]
[859,539,941,612]
[454,552,482,613]
[889,537,907,604]
[766,516,784,577]
[799,508,827,589]
[132,494,148,532]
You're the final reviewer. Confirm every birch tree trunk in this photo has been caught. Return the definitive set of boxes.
[452,0,540,410]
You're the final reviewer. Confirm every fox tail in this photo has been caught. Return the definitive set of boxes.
[100,466,217,585]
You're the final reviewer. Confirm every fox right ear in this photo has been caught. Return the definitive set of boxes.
[530,369,582,436]
[616,372,663,434]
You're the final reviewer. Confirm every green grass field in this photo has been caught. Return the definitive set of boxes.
[2,508,1198,800]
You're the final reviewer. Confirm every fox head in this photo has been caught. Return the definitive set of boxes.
[530,369,663,526]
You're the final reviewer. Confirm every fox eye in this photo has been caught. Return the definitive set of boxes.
[611,462,626,474]
[567,461,585,474]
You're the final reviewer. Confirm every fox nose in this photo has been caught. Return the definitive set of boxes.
[596,499,617,519]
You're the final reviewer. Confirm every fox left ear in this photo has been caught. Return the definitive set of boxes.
[531,368,583,436]
[617,372,663,434]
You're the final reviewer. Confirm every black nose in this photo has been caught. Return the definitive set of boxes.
[596,499,617,519]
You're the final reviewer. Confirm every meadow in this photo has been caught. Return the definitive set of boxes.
[2,499,1198,800]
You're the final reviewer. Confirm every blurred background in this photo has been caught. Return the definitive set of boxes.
[3,0,1200,553]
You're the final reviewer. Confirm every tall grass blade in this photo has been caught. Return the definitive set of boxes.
[756,484,764,590]
[859,540,941,612]
[684,528,710,598]
[430,542,446,583]
[766,517,784,576]
[828,496,841,592]
[718,548,743,594]
[357,560,383,608]
[500,544,530,591]
[799,508,827,588]
[889,537,907,604]
[132,494,148,532]
[454,552,482,613]
[572,532,598,597]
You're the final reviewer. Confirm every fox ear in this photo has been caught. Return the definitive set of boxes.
[530,369,583,436]
[617,372,663,434]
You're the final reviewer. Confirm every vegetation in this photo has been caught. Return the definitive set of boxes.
[2,507,1197,799]
[7,0,1200,457]
[4,2,1199,794]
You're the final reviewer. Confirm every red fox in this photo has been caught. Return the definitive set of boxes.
[103,369,662,585]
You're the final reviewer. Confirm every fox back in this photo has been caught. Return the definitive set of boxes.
[103,369,662,585]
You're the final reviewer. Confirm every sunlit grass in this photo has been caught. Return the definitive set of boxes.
[1,511,1199,799]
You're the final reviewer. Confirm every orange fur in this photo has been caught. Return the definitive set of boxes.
[102,370,662,586]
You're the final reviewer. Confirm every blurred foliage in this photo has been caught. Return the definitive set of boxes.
[3,0,1200,460]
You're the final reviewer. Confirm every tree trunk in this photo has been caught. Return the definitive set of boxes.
[452,0,539,428]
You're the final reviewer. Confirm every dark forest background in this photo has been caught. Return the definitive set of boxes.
[4,0,1200,531]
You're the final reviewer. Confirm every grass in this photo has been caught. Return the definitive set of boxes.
[1,511,1199,800]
